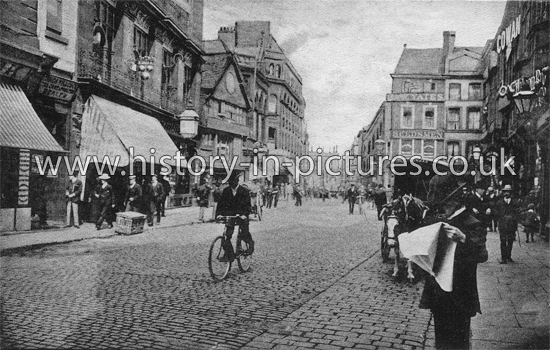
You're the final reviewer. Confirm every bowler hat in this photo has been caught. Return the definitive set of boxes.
[98,174,110,180]
[502,184,513,191]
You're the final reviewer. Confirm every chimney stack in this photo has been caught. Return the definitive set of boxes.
[441,31,456,73]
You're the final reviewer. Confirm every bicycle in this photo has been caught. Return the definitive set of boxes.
[208,215,253,281]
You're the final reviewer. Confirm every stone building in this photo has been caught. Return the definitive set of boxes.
[215,21,307,185]
[1,0,80,230]
[480,1,549,234]
[75,0,204,212]
[385,32,492,199]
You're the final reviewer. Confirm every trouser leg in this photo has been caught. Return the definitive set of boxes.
[433,310,471,349]
[72,203,79,226]
[156,200,162,222]
[500,235,507,261]
[147,201,155,225]
[223,223,235,259]
[66,202,72,226]
[97,204,108,227]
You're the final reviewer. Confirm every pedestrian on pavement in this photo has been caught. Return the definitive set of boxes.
[195,177,211,223]
[294,184,303,206]
[211,181,222,221]
[420,173,488,350]
[160,175,171,217]
[265,184,273,209]
[344,184,358,214]
[272,183,280,208]
[65,171,82,228]
[286,182,293,201]
[95,174,115,230]
[374,184,387,220]
[125,175,142,212]
[145,174,164,226]
[483,186,498,232]
[467,181,489,226]
[522,203,540,243]
[494,184,519,264]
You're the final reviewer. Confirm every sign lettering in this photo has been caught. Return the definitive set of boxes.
[386,93,444,102]
[392,129,444,139]
[38,75,78,102]
[495,15,521,60]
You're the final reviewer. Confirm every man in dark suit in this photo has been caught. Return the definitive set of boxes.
[66,171,82,228]
[374,184,387,220]
[95,173,115,230]
[216,172,254,261]
[420,174,488,350]
[344,184,358,214]
[125,175,142,212]
[494,184,519,264]
[145,174,164,226]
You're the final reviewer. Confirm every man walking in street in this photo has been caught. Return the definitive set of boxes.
[160,175,171,217]
[65,171,82,228]
[196,177,211,223]
[125,175,142,212]
[374,184,387,220]
[344,184,358,215]
[145,174,164,226]
[95,174,115,230]
[495,184,519,264]
[272,183,280,208]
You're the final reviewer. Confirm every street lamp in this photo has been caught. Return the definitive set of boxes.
[128,50,155,80]
[512,78,536,115]
[178,106,199,139]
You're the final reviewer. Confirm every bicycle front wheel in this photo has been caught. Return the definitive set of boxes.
[236,237,252,272]
[208,236,231,281]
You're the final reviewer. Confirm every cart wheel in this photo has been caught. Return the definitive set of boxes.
[381,228,390,262]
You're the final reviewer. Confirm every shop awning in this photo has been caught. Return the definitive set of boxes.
[80,95,182,167]
[0,83,65,152]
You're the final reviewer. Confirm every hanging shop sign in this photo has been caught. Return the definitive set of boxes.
[498,67,550,104]
[495,15,521,60]
[18,149,30,206]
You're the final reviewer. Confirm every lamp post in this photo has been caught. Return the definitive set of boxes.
[512,78,536,115]
[178,107,199,139]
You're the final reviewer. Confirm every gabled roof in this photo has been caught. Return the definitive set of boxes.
[394,48,442,75]
[203,40,227,54]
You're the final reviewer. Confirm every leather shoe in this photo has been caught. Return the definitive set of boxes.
[498,259,507,264]
[247,240,255,255]
[508,258,514,263]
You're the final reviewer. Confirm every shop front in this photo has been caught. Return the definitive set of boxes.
[0,83,67,231]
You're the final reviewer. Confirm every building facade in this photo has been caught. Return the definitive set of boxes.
[384,32,490,199]
[216,21,307,185]
[481,1,549,234]
[1,0,80,230]
[76,0,205,213]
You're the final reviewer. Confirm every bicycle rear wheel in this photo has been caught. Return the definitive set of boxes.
[236,237,252,272]
[208,236,231,281]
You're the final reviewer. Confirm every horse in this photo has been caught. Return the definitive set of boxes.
[380,194,429,282]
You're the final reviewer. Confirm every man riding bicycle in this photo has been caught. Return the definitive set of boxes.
[216,172,255,262]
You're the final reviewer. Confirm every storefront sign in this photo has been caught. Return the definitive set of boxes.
[38,75,78,102]
[392,129,444,139]
[386,93,444,102]
[495,15,521,60]
[18,149,30,206]
[498,67,549,107]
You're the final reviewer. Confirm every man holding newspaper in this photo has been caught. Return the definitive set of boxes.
[399,174,488,350]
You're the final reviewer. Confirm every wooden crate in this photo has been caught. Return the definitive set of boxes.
[115,212,146,235]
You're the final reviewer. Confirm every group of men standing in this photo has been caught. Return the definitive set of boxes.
[65,173,172,230]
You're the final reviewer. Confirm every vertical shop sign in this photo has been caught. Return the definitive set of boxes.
[18,149,31,206]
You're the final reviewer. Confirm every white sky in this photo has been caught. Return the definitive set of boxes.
[203,0,507,153]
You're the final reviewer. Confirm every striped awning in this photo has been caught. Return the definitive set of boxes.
[0,83,65,152]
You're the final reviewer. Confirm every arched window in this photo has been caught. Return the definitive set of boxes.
[268,94,277,113]
[269,64,274,75]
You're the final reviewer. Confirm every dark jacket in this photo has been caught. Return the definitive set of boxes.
[345,187,358,202]
[216,185,251,217]
[419,209,488,317]
[466,192,488,222]
[494,197,519,234]
[195,184,211,207]
[66,179,82,203]
[146,182,164,202]
[374,189,387,206]
[522,210,540,230]
[213,186,223,203]
[125,183,142,206]
[96,184,115,206]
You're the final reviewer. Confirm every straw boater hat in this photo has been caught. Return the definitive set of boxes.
[98,174,110,180]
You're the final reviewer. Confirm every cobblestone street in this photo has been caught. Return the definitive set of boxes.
[1,201,432,349]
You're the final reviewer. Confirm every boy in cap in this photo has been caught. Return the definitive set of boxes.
[215,172,254,261]
[125,175,142,212]
[95,174,115,230]
[522,203,540,243]
[419,174,488,350]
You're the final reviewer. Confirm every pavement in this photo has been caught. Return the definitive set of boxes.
[0,201,550,350]
[0,206,205,255]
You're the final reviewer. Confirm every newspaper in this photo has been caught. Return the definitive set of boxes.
[398,222,457,292]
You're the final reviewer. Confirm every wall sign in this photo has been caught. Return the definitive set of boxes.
[386,93,445,102]
[498,67,549,103]
[18,149,30,206]
[392,129,444,139]
[38,75,78,102]
[495,15,521,60]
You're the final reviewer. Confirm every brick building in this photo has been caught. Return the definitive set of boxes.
[1,0,80,230]
[75,0,205,212]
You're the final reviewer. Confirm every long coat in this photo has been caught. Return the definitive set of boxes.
[494,197,519,236]
[215,185,251,217]
[419,209,488,317]
[66,179,83,203]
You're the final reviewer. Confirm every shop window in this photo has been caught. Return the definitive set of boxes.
[423,106,436,129]
[47,0,62,34]
[401,106,413,128]
[467,108,481,129]
[468,83,482,100]
[423,140,435,159]
[400,139,413,157]
[449,83,461,101]
[447,108,461,130]
[447,141,460,156]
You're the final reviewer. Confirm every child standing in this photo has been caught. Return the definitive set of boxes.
[523,203,540,243]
